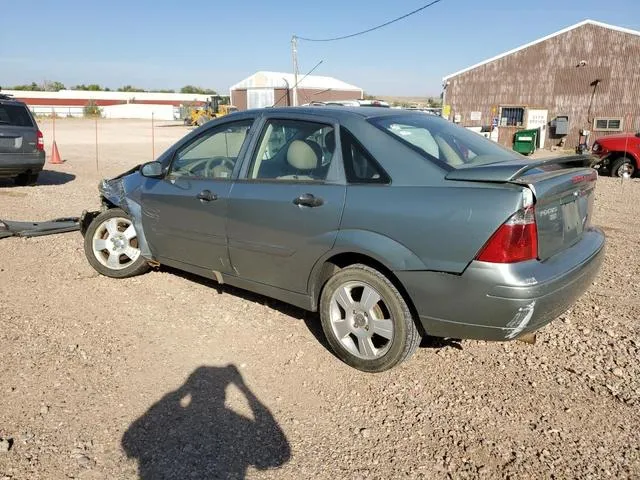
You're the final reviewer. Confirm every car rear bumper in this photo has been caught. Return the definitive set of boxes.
[396,227,605,341]
[0,152,45,178]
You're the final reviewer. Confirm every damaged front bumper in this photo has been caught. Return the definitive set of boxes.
[0,217,80,239]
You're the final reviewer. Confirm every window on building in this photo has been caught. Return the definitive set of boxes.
[593,117,623,132]
[500,107,525,127]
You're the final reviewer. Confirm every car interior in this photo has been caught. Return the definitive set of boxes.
[169,125,251,180]
[250,121,335,181]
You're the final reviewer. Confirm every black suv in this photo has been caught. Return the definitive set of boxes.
[0,93,45,185]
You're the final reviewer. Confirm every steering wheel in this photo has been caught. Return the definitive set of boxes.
[204,156,235,178]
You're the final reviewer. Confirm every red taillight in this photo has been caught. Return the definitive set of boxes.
[476,207,538,263]
[36,130,44,151]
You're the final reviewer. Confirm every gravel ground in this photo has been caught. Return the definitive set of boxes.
[0,119,638,479]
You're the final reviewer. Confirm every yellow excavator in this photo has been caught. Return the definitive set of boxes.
[183,95,238,126]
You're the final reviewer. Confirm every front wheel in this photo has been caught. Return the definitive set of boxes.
[611,156,636,178]
[83,208,150,279]
[319,264,421,372]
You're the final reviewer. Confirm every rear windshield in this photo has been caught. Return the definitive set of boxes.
[370,114,520,169]
[0,104,34,127]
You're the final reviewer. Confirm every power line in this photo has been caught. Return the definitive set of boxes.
[296,0,444,42]
[271,60,324,107]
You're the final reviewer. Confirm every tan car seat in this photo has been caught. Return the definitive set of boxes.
[278,140,319,180]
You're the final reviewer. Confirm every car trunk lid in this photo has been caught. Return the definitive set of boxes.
[446,155,597,261]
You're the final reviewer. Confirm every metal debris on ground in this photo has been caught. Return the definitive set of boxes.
[0,217,80,239]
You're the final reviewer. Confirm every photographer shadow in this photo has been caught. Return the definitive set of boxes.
[122,365,291,479]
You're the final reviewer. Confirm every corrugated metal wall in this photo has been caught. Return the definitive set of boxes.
[445,23,640,149]
[231,90,247,110]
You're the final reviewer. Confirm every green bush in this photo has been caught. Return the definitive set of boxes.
[83,100,102,117]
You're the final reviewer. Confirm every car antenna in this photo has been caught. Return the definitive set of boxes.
[621,116,631,185]
[270,60,324,108]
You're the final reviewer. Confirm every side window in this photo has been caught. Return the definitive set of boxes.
[340,129,389,184]
[247,119,335,181]
[384,122,467,167]
[169,120,253,179]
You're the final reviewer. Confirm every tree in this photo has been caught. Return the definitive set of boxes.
[427,96,442,108]
[180,85,217,95]
[362,92,377,100]
[11,82,40,91]
[72,84,105,91]
[156,89,176,93]
[42,81,66,92]
[117,85,146,92]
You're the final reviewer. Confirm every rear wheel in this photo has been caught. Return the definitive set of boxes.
[611,156,635,178]
[319,264,421,372]
[83,208,150,279]
[14,172,39,186]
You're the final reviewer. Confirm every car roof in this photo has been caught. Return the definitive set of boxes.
[0,94,29,107]
[242,105,425,121]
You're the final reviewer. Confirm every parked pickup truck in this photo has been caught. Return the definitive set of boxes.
[591,132,640,178]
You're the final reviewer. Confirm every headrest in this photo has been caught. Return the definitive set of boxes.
[287,140,318,170]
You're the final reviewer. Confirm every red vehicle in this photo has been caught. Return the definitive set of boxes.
[591,132,640,177]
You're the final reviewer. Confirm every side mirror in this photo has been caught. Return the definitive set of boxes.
[140,161,163,178]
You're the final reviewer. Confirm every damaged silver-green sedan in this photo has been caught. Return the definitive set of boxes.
[81,106,605,372]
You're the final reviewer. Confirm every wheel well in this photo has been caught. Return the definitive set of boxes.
[311,252,424,335]
[101,196,118,210]
[610,152,638,168]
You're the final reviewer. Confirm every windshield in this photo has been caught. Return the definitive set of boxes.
[371,114,521,169]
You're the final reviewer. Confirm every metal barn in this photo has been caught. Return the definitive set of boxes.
[442,20,640,150]
[229,71,363,110]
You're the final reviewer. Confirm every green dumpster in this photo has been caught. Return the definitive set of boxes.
[513,129,539,155]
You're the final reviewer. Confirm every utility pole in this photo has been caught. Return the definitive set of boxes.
[291,35,299,107]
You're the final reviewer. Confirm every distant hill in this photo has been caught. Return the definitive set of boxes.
[374,95,441,108]
[377,96,429,104]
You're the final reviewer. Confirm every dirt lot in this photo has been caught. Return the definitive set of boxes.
[1,119,638,479]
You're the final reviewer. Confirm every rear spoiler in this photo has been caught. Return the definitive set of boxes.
[445,155,596,182]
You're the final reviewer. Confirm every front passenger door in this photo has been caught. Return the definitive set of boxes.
[140,119,253,272]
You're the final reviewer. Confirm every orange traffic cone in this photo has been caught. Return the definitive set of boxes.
[49,141,63,164]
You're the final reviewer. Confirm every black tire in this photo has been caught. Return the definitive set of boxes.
[611,156,636,178]
[319,264,421,372]
[14,172,39,186]
[83,208,150,279]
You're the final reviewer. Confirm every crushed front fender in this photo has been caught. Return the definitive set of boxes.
[97,166,154,260]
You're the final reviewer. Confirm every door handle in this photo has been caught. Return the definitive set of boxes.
[293,193,324,207]
[196,190,217,202]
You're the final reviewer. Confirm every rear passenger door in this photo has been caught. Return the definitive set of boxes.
[226,115,346,294]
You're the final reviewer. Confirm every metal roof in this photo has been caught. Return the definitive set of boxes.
[230,71,362,92]
[443,19,640,81]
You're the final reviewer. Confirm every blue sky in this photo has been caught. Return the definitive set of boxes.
[1,0,638,96]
